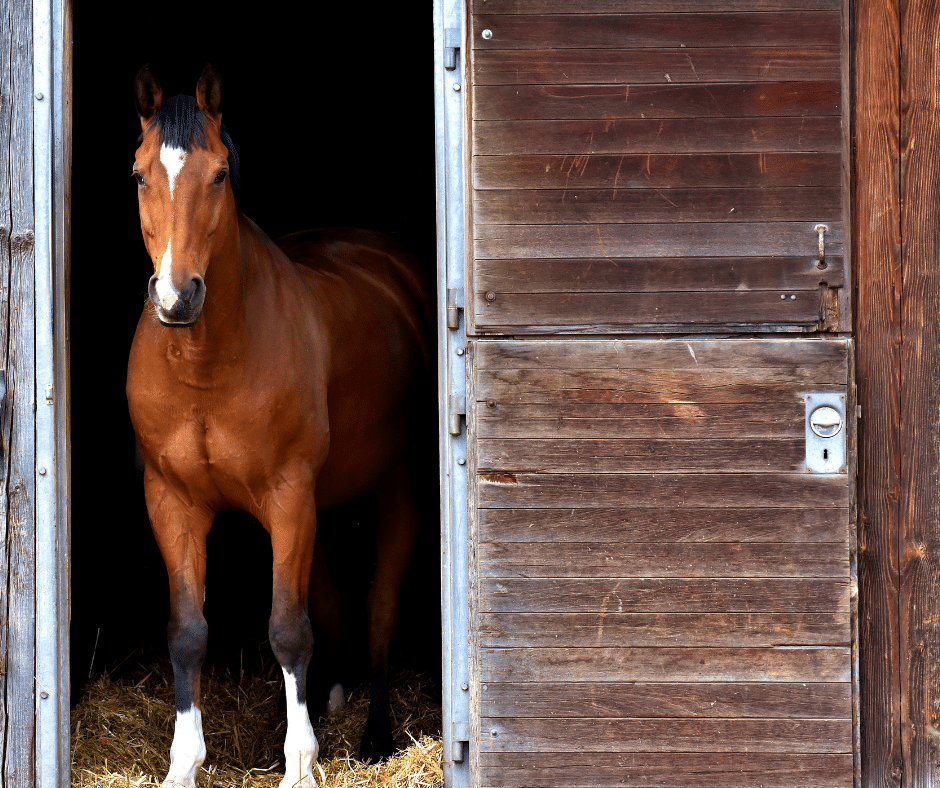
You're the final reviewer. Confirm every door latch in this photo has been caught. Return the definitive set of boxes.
[803,392,846,473]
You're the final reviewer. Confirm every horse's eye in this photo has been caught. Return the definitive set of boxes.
[214,170,227,185]
[133,172,145,186]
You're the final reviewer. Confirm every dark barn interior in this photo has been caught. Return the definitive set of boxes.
[69,5,439,703]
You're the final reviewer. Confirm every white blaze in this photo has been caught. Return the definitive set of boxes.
[163,705,205,788]
[280,670,319,788]
[155,145,188,312]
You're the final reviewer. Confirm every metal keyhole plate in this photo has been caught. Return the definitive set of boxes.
[803,393,847,474]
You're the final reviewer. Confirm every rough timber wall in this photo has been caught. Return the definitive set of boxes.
[468,0,849,334]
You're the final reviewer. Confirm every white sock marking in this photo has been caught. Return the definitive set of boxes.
[163,704,205,788]
[280,670,319,788]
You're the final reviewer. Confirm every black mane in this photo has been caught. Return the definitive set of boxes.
[142,94,241,195]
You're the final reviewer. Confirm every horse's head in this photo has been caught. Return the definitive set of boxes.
[133,64,238,327]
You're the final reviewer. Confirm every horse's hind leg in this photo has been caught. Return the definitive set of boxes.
[146,477,212,788]
[308,536,346,716]
[359,461,419,762]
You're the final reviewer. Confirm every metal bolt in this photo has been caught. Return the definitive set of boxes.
[40,691,49,699]
[485,291,497,302]
[452,83,461,92]
[482,29,493,39]
[35,92,43,101]
[460,682,469,691]
[482,684,488,691]
[490,728,499,737]
[486,399,497,409]
[456,347,464,356]
[457,458,466,466]
[39,467,46,475]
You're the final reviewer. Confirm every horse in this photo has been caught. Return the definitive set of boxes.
[125,63,432,788]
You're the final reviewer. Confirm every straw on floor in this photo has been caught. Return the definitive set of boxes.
[71,659,443,787]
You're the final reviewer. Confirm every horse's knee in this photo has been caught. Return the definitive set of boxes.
[167,616,208,668]
[269,609,314,673]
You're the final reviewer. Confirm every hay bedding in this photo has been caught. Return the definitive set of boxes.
[71,659,443,787]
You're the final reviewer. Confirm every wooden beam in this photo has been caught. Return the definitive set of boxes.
[899,0,940,784]
[854,0,903,785]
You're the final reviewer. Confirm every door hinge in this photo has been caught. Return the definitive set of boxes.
[447,287,464,330]
[451,719,470,762]
[448,394,466,436]
[444,27,461,71]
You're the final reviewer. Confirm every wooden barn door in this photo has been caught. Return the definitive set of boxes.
[456,1,856,786]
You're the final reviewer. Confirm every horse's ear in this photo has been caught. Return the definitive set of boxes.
[134,65,162,128]
[196,63,223,123]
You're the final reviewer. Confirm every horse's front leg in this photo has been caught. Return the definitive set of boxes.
[146,475,213,788]
[265,481,320,788]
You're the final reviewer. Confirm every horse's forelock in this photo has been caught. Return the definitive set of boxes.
[139,94,241,195]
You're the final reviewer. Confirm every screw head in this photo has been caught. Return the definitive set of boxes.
[485,291,497,302]
[460,681,469,691]
[39,467,47,475]
[486,399,497,409]
[482,28,493,39]
[452,83,461,92]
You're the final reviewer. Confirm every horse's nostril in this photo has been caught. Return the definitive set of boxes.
[183,277,203,301]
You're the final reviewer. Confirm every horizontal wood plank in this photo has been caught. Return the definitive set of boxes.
[479,578,850,613]
[474,153,842,190]
[474,187,842,224]
[480,681,851,718]
[478,646,851,683]
[474,222,845,259]
[478,612,850,647]
[474,117,842,156]
[475,401,807,439]
[474,82,840,121]
[479,507,848,543]
[473,47,841,85]
[478,751,853,788]
[472,13,841,49]
[477,473,849,508]
[478,541,848,577]
[475,257,845,293]
[474,0,841,11]
[479,717,851,753]
[473,291,823,328]
[473,338,849,370]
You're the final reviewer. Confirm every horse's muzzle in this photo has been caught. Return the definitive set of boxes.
[148,273,206,327]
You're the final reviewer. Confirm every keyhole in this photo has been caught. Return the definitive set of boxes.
[823,448,829,460]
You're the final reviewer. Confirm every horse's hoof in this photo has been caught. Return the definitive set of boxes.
[278,772,317,788]
[161,779,196,788]
[359,719,395,763]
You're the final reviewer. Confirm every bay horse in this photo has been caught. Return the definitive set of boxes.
[126,64,432,788]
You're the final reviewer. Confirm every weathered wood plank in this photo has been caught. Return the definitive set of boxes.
[480,681,851,718]
[473,291,823,328]
[478,646,851,683]
[473,337,849,370]
[479,612,851,647]
[472,13,841,49]
[478,541,848,577]
[474,117,842,156]
[476,401,807,439]
[479,751,854,788]
[854,0,902,783]
[474,0,841,11]
[479,507,848,542]
[473,47,841,85]
[898,0,940,783]
[474,222,845,259]
[479,717,852,753]
[476,370,843,405]
[474,82,841,121]
[477,473,849,509]
[479,578,850,613]
[475,257,845,293]
[474,187,842,225]
[474,153,842,189]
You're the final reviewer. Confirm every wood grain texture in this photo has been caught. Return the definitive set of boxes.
[853,0,903,785]
[474,188,842,225]
[474,222,845,259]
[476,257,845,293]
[479,612,851,647]
[480,507,848,543]
[471,13,841,49]
[3,0,35,784]
[480,681,852,718]
[474,117,842,156]
[474,153,842,190]
[473,0,841,12]
[474,82,841,121]
[473,47,841,85]
[478,540,848,577]
[478,752,853,788]
[898,0,940,785]
[479,646,851,683]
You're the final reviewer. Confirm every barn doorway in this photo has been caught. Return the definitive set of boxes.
[68,1,442,776]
